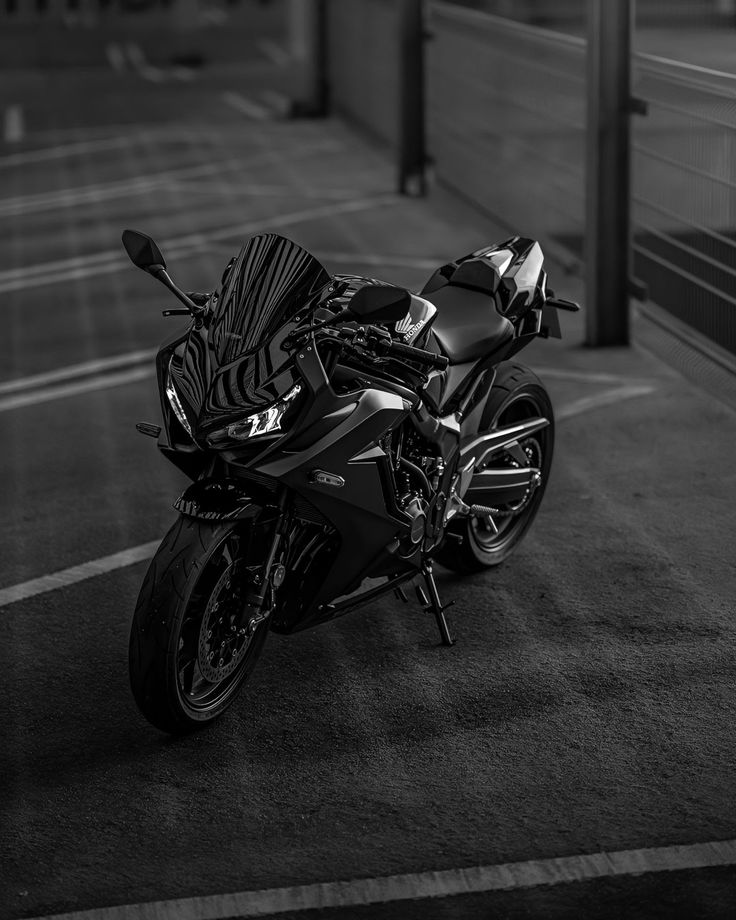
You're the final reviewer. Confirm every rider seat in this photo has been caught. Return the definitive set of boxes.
[423,283,514,365]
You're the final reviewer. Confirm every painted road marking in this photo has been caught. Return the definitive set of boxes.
[535,366,655,385]
[21,837,736,920]
[0,163,230,218]
[0,345,655,417]
[0,143,346,217]
[0,366,154,413]
[556,385,656,420]
[106,42,126,73]
[169,182,367,200]
[0,175,365,218]
[126,43,166,84]
[0,384,654,601]
[222,91,271,122]
[0,542,160,609]
[0,350,640,400]
[0,119,310,170]
[258,38,291,68]
[314,250,440,270]
[259,90,291,117]
[0,349,155,396]
[0,136,136,169]
[0,156,306,218]
[3,105,24,143]
[0,195,398,294]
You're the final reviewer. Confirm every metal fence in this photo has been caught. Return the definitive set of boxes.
[427,3,586,266]
[632,54,736,354]
[308,0,736,357]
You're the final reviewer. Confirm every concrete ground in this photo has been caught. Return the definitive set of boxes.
[1,36,736,920]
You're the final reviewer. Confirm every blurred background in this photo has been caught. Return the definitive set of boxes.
[3,3,736,919]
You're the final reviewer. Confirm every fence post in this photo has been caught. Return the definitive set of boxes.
[585,0,633,345]
[289,0,328,118]
[398,0,426,195]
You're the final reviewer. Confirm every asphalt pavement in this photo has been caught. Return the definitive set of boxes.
[2,39,736,920]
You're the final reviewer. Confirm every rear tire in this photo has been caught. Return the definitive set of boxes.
[128,515,269,734]
[436,361,554,573]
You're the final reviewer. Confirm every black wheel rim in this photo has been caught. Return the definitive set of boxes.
[469,392,550,557]
[175,530,262,714]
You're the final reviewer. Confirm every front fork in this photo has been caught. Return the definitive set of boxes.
[241,489,290,636]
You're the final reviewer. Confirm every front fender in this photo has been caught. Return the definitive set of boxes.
[174,478,270,522]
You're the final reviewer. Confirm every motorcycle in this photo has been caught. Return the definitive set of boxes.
[123,229,579,733]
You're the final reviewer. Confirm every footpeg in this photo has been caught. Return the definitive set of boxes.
[418,562,455,646]
[468,504,499,533]
[394,586,409,604]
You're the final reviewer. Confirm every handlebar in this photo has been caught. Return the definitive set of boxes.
[382,339,449,370]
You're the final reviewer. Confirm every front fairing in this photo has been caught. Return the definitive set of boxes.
[168,234,331,440]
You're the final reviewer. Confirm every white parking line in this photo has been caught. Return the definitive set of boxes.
[556,385,655,420]
[0,366,154,413]
[0,160,272,218]
[0,136,136,169]
[535,366,652,385]
[21,837,736,920]
[126,43,166,83]
[222,91,271,122]
[0,349,155,396]
[258,38,291,67]
[314,250,441,270]
[0,542,160,609]
[106,42,126,73]
[0,195,398,294]
[0,384,654,602]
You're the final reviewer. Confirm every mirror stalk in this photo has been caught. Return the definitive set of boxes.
[148,265,205,320]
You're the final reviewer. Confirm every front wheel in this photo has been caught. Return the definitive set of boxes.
[436,361,555,573]
[129,516,269,734]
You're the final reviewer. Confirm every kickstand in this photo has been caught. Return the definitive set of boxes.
[416,562,455,647]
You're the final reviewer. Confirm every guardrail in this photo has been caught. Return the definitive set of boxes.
[632,53,736,354]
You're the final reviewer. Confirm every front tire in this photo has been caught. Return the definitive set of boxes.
[436,361,555,573]
[129,515,269,734]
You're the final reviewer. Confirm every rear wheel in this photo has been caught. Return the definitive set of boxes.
[129,515,269,734]
[436,362,554,573]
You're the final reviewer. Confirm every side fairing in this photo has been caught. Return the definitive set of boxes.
[259,384,414,615]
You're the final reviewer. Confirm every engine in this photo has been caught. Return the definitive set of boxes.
[394,428,444,557]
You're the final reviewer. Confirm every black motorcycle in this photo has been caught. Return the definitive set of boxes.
[123,229,578,733]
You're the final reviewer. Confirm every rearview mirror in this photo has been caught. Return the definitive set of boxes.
[122,229,166,272]
[349,285,411,324]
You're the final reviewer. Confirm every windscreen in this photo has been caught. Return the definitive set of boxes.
[211,233,331,365]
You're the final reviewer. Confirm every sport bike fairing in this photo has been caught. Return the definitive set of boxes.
[125,221,579,732]
[160,232,552,619]
[169,234,331,439]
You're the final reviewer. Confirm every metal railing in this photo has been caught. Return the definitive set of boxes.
[427,3,586,265]
[632,53,736,353]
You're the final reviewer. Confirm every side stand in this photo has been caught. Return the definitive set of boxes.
[416,562,455,646]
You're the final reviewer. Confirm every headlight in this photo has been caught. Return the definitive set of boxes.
[208,383,303,445]
[165,365,193,437]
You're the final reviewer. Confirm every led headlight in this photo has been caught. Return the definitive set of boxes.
[165,364,193,437]
[210,383,303,445]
